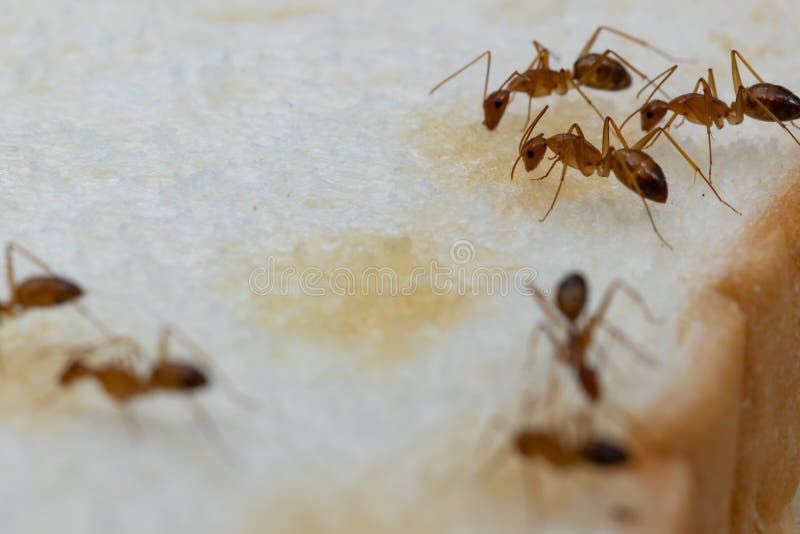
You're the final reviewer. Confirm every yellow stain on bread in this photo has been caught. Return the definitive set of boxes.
[406,98,615,218]
[227,233,508,362]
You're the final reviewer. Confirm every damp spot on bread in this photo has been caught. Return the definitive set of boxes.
[404,97,616,219]
[225,234,513,362]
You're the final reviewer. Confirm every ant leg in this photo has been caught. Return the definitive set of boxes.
[156,325,171,361]
[5,242,115,337]
[565,122,585,137]
[167,325,259,411]
[730,50,766,93]
[564,76,604,120]
[602,116,631,151]
[568,125,597,178]
[590,279,660,327]
[524,97,534,130]
[531,157,559,181]
[526,41,548,71]
[539,162,568,222]
[591,344,636,393]
[69,336,143,368]
[6,242,57,277]
[529,283,565,327]
[614,159,672,248]
[707,68,719,98]
[430,50,492,100]
[639,194,671,249]
[697,77,717,183]
[635,65,677,101]
[525,322,561,377]
[579,25,685,62]
[638,111,680,150]
[4,243,16,301]
[188,399,239,464]
[601,322,658,366]
[648,127,742,214]
[475,424,515,482]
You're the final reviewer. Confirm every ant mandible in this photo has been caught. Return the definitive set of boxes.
[622,51,800,182]
[527,272,657,404]
[511,105,740,247]
[430,26,679,130]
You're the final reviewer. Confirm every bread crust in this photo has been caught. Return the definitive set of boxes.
[638,174,800,533]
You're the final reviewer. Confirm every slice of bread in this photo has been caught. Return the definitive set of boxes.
[1,2,799,534]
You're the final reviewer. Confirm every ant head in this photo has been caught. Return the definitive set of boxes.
[519,135,547,172]
[556,272,587,322]
[581,439,630,466]
[640,100,668,131]
[482,89,510,130]
[151,362,208,391]
[578,364,600,401]
[743,83,800,121]
[573,54,632,91]
[59,359,88,386]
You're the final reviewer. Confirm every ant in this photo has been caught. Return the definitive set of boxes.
[509,428,630,468]
[0,242,111,335]
[53,325,256,454]
[58,325,253,406]
[511,105,740,247]
[429,26,679,130]
[622,51,800,182]
[527,272,657,404]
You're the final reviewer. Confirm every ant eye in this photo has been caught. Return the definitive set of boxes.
[526,150,535,158]
[494,99,504,109]
[646,111,654,118]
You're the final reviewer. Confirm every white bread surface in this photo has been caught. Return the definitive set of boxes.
[0,1,799,533]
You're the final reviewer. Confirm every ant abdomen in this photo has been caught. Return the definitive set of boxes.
[573,53,632,91]
[743,83,800,122]
[150,362,209,391]
[15,276,83,308]
[612,150,668,203]
[580,439,630,466]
